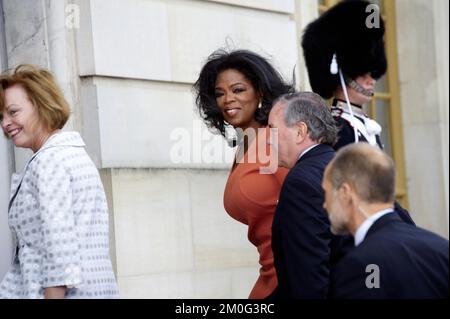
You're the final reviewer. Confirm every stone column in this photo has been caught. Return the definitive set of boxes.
[396,0,449,238]
[0,0,14,279]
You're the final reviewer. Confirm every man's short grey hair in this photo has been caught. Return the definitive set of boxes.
[275,92,338,145]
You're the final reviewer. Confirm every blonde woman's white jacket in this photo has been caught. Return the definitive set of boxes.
[0,132,119,299]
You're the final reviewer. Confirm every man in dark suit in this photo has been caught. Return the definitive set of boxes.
[323,143,449,299]
[267,92,349,299]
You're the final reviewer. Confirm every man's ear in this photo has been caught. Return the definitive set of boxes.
[339,183,354,204]
[295,122,307,144]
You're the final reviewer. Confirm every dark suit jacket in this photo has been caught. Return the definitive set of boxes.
[268,144,416,300]
[270,144,340,299]
[330,213,449,299]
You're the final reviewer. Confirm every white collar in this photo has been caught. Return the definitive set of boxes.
[298,144,319,161]
[334,100,366,116]
[354,208,394,246]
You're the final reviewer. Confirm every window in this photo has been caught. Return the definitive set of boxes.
[318,0,339,14]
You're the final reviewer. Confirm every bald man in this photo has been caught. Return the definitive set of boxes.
[323,144,449,299]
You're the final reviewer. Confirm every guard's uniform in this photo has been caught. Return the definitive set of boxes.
[331,99,383,151]
[301,1,388,151]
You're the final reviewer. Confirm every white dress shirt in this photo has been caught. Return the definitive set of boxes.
[354,208,394,246]
[298,144,319,161]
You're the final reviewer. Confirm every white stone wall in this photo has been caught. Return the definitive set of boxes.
[1,0,300,298]
[108,168,258,298]
[1,0,448,300]
[396,0,449,238]
[0,138,13,279]
[0,0,13,280]
[75,0,300,298]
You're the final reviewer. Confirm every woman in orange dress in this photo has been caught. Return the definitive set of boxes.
[194,49,295,298]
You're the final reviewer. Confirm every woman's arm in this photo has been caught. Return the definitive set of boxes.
[44,286,67,299]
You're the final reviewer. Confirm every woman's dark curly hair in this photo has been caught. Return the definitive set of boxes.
[194,49,295,138]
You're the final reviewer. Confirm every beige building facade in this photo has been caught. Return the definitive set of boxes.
[0,0,448,298]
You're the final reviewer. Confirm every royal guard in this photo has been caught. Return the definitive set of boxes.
[302,0,387,150]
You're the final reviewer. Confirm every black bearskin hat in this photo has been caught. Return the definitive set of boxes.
[301,0,387,99]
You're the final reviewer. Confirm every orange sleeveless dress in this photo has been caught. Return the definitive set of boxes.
[223,127,288,299]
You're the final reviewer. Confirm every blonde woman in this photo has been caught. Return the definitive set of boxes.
[0,65,119,299]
